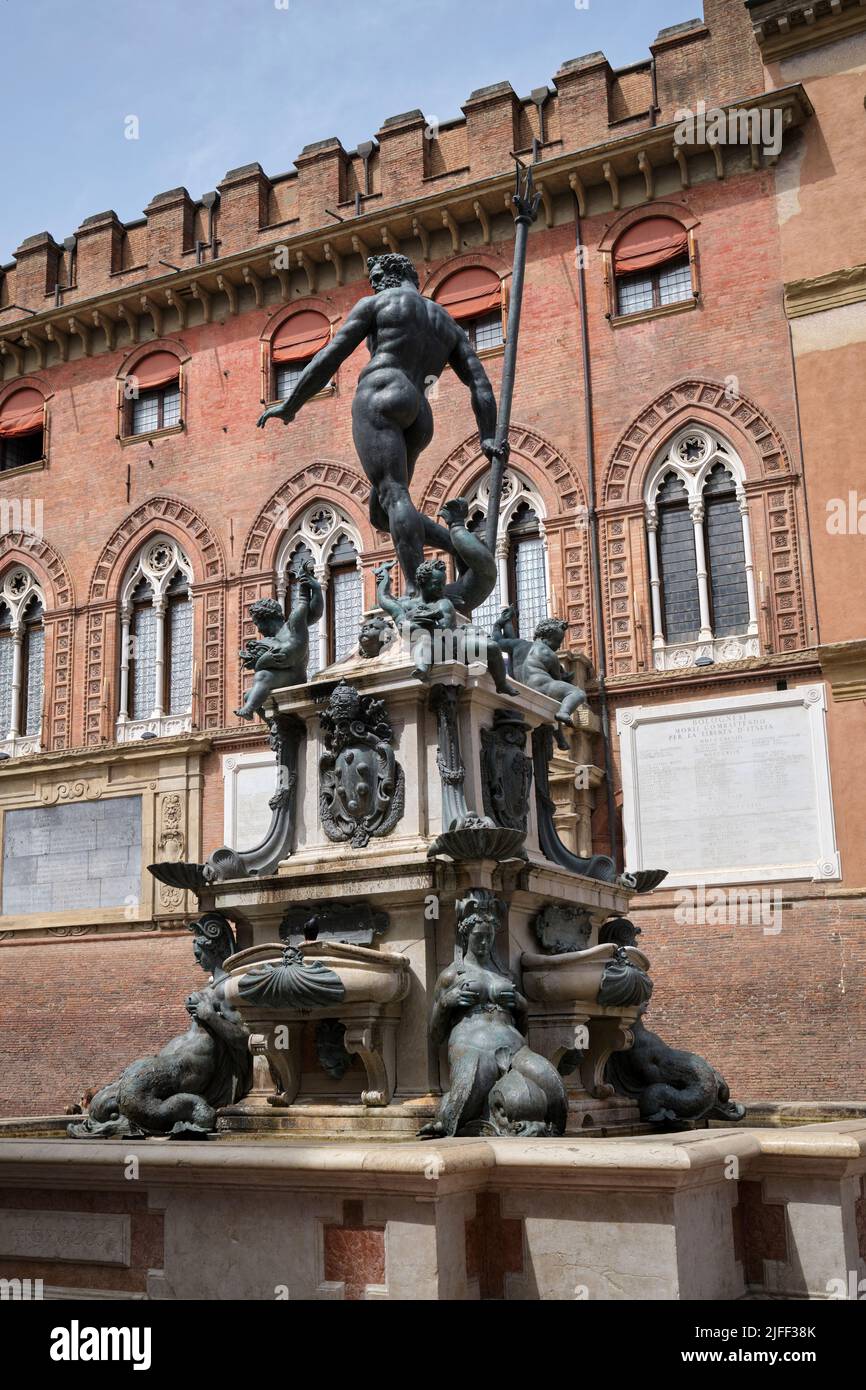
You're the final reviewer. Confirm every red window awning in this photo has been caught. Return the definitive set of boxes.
[435,267,502,322]
[0,387,45,438]
[128,351,181,391]
[613,217,689,277]
[272,311,331,364]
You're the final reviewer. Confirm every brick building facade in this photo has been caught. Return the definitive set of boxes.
[0,0,864,1114]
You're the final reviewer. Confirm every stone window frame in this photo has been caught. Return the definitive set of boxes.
[116,342,189,446]
[0,379,51,479]
[598,204,700,329]
[116,534,194,742]
[423,255,511,362]
[644,426,760,672]
[0,564,45,758]
[259,303,338,408]
[462,467,550,638]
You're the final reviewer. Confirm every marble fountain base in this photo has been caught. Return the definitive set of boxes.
[1,1122,864,1300]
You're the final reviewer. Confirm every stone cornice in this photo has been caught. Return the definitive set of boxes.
[0,732,213,779]
[784,263,866,318]
[606,646,821,695]
[747,0,866,61]
[818,639,866,701]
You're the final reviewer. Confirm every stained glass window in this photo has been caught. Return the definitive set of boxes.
[704,464,750,638]
[331,565,363,662]
[657,472,701,644]
[514,537,547,639]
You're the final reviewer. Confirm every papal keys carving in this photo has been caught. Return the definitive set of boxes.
[319,681,405,848]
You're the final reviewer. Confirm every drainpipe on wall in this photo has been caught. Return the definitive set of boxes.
[572,191,620,870]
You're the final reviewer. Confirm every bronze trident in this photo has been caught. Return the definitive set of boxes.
[484,159,541,556]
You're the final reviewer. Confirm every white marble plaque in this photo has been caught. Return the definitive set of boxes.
[222,751,276,849]
[617,685,841,886]
[2,797,142,916]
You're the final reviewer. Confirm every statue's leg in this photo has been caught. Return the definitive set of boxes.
[438,1049,496,1136]
[482,640,519,697]
[557,684,588,725]
[353,391,426,590]
[410,631,433,681]
[235,672,269,721]
[445,525,498,616]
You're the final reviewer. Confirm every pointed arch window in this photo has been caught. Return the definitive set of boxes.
[645,429,759,671]
[0,567,45,756]
[276,505,363,675]
[118,537,194,741]
[464,469,549,637]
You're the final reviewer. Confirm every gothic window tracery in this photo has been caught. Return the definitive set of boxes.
[117,536,194,740]
[645,427,758,670]
[464,469,549,636]
[0,566,45,757]
[276,505,363,674]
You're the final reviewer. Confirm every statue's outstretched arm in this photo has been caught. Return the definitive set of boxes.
[448,332,498,447]
[373,562,403,623]
[258,297,377,426]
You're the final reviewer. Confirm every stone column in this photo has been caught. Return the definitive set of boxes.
[645,508,665,652]
[690,501,713,643]
[8,625,22,738]
[315,564,328,671]
[153,596,166,719]
[738,491,760,637]
[495,534,509,611]
[118,604,131,726]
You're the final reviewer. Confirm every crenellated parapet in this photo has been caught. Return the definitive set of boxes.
[0,6,767,312]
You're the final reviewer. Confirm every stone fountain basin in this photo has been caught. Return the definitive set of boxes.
[521,944,651,1007]
[223,940,410,1010]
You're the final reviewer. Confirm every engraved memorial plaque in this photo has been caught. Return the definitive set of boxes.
[617,686,841,886]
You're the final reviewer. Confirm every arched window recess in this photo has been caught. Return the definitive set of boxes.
[463,468,549,637]
[0,566,45,758]
[275,504,364,675]
[117,536,194,741]
[644,427,759,671]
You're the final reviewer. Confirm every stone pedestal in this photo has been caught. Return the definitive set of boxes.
[200,647,640,1138]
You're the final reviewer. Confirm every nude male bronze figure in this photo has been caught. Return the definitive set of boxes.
[257,252,507,595]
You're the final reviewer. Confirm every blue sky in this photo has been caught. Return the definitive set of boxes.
[0,0,701,263]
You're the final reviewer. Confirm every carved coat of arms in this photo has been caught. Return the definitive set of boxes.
[319,681,405,848]
[481,709,533,832]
